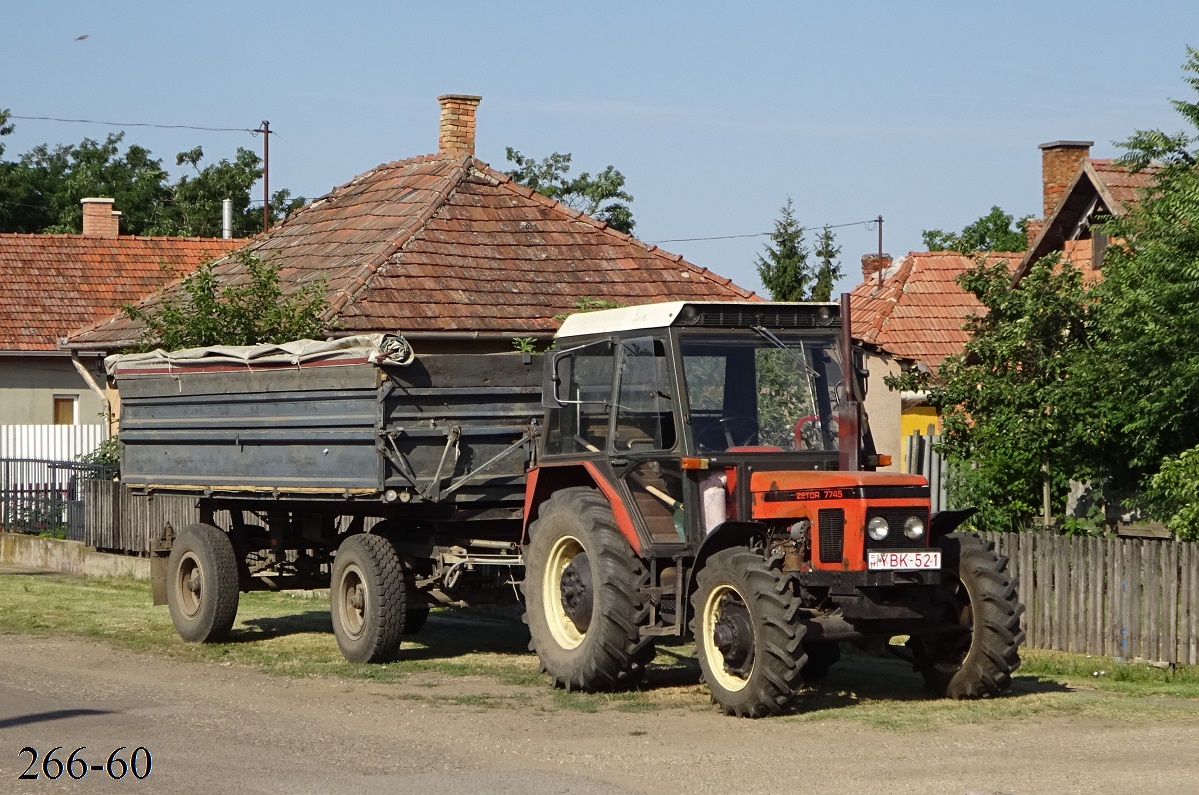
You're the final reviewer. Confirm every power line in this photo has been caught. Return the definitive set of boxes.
[650,217,882,244]
[8,114,260,134]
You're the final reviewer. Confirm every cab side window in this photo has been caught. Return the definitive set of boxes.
[614,336,676,452]
[544,342,615,455]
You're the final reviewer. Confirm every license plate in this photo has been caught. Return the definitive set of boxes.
[867,550,942,570]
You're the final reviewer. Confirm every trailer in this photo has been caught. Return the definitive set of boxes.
[110,298,1024,717]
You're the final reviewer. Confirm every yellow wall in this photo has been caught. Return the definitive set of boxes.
[900,406,940,470]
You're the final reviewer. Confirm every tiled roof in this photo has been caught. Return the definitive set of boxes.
[850,252,1022,368]
[71,153,757,348]
[0,234,242,351]
[1088,158,1160,208]
[1017,158,1162,283]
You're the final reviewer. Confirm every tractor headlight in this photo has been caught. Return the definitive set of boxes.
[867,516,889,541]
[904,515,926,540]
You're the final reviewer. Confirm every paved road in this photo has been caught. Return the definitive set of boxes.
[3,633,1199,794]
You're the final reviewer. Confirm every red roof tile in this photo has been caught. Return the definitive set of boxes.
[70,153,757,348]
[0,234,243,351]
[1089,158,1160,208]
[850,251,1021,368]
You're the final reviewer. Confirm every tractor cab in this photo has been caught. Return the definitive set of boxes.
[537,300,896,558]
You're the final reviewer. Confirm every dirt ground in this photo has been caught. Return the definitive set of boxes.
[2,633,1199,795]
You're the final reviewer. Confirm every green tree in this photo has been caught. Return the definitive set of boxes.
[504,148,635,234]
[922,206,1031,253]
[122,250,331,350]
[887,255,1096,532]
[756,198,812,301]
[1082,46,1199,494]
[811,224,843,302]
[149,146,303,237]
[0,114,302,236]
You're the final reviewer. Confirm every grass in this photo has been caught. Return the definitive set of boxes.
[2,570,1198,725]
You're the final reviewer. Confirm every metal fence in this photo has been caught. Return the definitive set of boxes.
[0,457,117,541]
[904,430,951,512]
[0,424,107,460]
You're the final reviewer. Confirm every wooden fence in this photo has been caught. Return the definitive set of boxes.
[83,480,201,555]
[981,531,1199,666]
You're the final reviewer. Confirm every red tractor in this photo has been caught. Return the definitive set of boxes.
[521,297,1024,716]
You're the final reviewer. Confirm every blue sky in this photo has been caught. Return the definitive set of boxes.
[3,1,1197,297]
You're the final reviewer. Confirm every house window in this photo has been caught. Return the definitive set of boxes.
[53,395,78,426]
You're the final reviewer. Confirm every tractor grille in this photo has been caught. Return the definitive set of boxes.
[818,508,845,563]
[865,508,931,550]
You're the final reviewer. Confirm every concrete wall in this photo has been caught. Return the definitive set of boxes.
[0,532,149,579]
[862,351,903,472]
[0,354,107,425]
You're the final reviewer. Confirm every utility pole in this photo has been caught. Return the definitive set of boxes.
[259,120,271,234]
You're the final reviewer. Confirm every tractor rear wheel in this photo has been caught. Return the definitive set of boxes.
[523,488,654,691]
[908,532,1024,698]
[691,547,806,717]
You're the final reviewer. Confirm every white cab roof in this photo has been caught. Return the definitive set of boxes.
[555,300,838,339]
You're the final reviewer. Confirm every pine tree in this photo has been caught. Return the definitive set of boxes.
[756,198,812,301]
[811,224,843,301]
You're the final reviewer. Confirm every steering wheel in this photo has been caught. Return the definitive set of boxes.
[699,416,760,450]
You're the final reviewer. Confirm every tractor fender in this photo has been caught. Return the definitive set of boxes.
[686,521,769,597]
[522,462,642,555]
[929,507,978,541]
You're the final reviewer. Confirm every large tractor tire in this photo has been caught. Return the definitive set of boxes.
[330,534,408,663]
[167,523,240,643]
[523,488,655,691]
[691,547,806,717]
[908,532,1025,698]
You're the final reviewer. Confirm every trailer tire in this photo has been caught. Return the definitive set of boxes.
[330,534,407,663]
[523,488,654,691]
[167,523,239,643]
[691,547,806,717]
[908,532,1024,699]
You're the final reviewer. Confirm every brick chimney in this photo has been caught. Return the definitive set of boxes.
[81,197,121,238]
[438,94,482,156]
[861,252,893,281]
[1039,141,1092,219]
[1025,218,1044,248]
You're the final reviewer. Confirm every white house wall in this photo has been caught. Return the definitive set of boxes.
[862,352,902,472]
[0,355,106,426]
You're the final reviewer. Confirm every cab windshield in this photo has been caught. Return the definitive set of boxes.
[680,332,843,453]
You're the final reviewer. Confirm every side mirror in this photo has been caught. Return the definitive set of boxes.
[543,350,572,409]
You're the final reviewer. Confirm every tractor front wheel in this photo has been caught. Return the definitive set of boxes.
[691,547,806,717]
[908,532,1024,698]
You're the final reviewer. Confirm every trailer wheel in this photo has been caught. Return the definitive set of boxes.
[691,548,806,717]
[523,488,654,691]
[330,534,407,663]
[801,642,841,681]
[167,523,239,643]
[908,532,1024,698]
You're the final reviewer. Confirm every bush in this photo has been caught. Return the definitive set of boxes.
[1145,446,1199,541]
